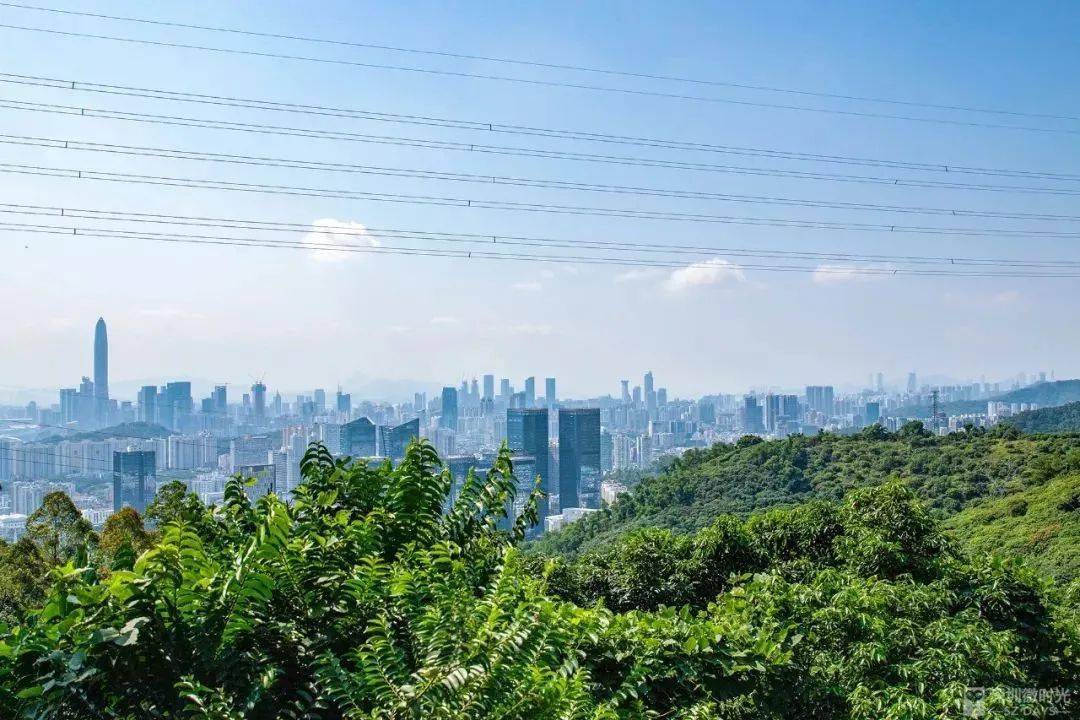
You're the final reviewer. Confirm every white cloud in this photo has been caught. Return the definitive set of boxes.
[614,268,663,284]
[665,259,745,292]
[512,280,543,292]
[991,290,1021,305]
[302,218,377,263]
[811,264,889,285]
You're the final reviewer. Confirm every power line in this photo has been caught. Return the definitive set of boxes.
[3,97,1078,197]
[2,202,1078,270]
[4,160,1079,239]
[0,21,1076,136]
[7,221,1080,278]
[1,2,1077,127]
[5,133,1080,223]
[5,72,1078,183]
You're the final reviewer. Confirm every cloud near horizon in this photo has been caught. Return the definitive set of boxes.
[665,259,745,291]
[302,219,377,263]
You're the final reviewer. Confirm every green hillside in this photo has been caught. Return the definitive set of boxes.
[1009,401,1080,434]
[946,472,1080,582]
[532,423,1080,557]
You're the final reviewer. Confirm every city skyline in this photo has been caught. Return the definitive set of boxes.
[0,313,1062,408]
[2,3,1079,400]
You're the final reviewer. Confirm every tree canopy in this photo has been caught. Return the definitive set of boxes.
[0,439,1076,719]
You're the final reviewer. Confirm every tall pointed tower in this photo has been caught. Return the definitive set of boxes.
[94,317,109,420]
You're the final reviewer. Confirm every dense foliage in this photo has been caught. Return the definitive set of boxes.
[531,423,1080,557]
[0,439,1076,718]
[1009,402,1080,434]
[947,472,1080,582]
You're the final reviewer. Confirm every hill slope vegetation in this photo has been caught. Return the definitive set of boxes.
[531,423,1080,557]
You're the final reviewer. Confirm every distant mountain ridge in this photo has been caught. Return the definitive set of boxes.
[38,421,172,445]
[894,379,1080,418]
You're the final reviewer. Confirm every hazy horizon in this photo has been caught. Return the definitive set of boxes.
[3,1,1079,399]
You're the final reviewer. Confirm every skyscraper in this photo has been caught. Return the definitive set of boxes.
[113,450,155,513]
[93,317,108,422]
[742,395,764,434]
[558,408,601,511]
[137,385,157,424]
[524,377,536,408]
[212,385,228,414]
[545,377,556,406]
[341,417,377,457]
[482,374,495,401]
[440,386,459,431]
[499,378,511,400]
[764,393,780,432]
[379,418,420,460]
[907,372,918,394]
[507,408,549,519]
[644,371,655,417]
[620,380,630,404]
[252,381,267,420]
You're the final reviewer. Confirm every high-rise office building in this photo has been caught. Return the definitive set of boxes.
[313,389,326,413]
[620,380,630,403]
[743,395,764,434]
[341,417,377,457]
[544,377,556,406]
[907,372,918,394]
[558,408,601,510]
[93,318,108,422]
[440,387,459,431]
[379,418,420,460]
[113,450,155,513]
[644,371,656,417]
[779,395,800,422]
[763,393,780,432]
[805,386,835,416]
[163,382,193,430]
[59,388,78,424]
[252,381,267,420]
[524,377,536,408]
[499,378,511,400]
[336,389,352,415]
[138,385,157,424]
[507,408,549,518]
[212,385,227,414]
[865,402,881,425]
[483,374,495,401]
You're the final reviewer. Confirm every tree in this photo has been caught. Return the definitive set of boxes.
[23,491,95,565]
[97,506,154,569]
[0,538,51,625]
[144,480,204,527]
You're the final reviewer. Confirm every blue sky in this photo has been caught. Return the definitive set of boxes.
[1,1,1078,401]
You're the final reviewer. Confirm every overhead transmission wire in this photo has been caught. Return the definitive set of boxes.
[3,201,1075,270]
[3,1,1076,124]
[4,160,1080,239]
[0,10,1076,134]
[3,97,1079,198]
[6,219,1080,278]
[4,133,1080,223]
[5,72,1078,183]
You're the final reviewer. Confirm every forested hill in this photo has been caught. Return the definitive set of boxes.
[1009,401,1080,434]
[894,379,1080,417]
[531,423,1080,557]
